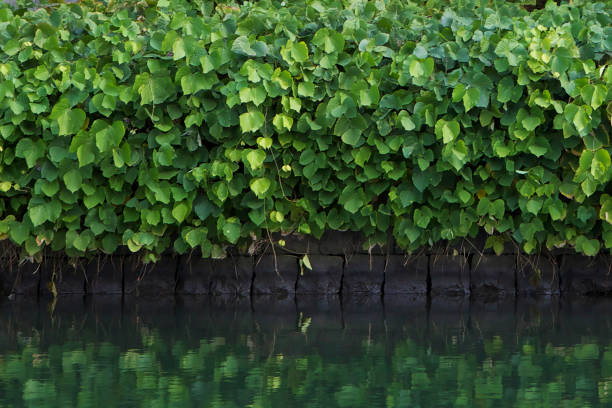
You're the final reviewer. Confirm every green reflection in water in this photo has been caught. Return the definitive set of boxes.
[0,297,611,407]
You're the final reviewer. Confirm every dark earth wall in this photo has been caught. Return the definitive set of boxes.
[2,231,611,298]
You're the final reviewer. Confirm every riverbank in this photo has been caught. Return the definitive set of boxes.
[3,231,612,298]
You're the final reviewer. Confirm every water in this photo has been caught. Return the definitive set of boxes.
[0,295,611,407]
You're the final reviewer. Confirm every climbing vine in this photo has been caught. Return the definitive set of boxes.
[0,0,610,262]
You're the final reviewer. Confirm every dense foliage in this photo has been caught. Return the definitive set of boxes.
[0,0,610,262]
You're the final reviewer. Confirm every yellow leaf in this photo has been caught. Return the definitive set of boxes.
[0,181,11,192]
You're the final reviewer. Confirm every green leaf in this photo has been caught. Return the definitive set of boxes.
[131,231,154,247]
[485,236,506,256]
[591,149,611,180]
[334,115,367,146]
[551,47,571,74]
[63,169,82,193]
[577,206,595,223]
[172,37,185,60]
[359,86,379,107]
[194,196,215,221]
[201,48,230,73]
[246,149,266,170]
[548,200,565,221]
[58,108,86,136]
[3,39,20,56]
[494,38,519,62]
[412,169,430,192]
[68,230,92,252]
[0,181,13,193]
[271,68,293,90]
[576,235,600,256]
[435,119,460,144]
[0,3,609,265]
[231,36,257,57]
[398,110,415,131]
[292,41,309,62]
[312,28,344,54]
[573,106,590,134]
[172,202,190,223]
[257,137,273,149]
[95,121,125,153]
[526,199,542,215]
[581,177,596,196]
[272,113,293,132]
[600,194,612,225]
[581,84,607,110]
[161,30,179,52]
[452,84,466,102]
[77,143,96,167]
[343,195,364,214]
[185,228,206,248]
[413,45,428,59]
[15,138,45,168]
[409,57,434,78]
[491,199,505,219]
[239,86,267,106]
[29,205,48,227]
[352,146,371,167]
[528,137,549,157]
[341,129,361,146]
[181,72,219,95]
[250,177,271,198]
[249,208,265,226]
[477,197,491,216]
[414,207,432,228]
[522,115,541,131]
[239,111,265,133]
[138,74,174,105]
[321,29,344,53]
[301,254,312,270]
[463,88,479,112]
[578,150,595,174]
[9,222,30,245]
[298,82,315,97]
[222,218,241,243]
[113,143,131,168]
[448,140,468,170]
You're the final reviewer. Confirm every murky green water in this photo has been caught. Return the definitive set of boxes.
[1,295,612,407]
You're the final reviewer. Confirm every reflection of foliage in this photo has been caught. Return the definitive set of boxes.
[0,326,611,406]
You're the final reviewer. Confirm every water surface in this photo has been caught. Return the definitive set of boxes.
[0,295,611,407]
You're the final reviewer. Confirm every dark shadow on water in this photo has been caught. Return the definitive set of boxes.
[2,294,611,349]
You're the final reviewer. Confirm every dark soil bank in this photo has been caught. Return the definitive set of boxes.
[3,231,612,298]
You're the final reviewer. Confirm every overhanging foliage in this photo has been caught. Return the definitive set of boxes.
[0,0,611,261]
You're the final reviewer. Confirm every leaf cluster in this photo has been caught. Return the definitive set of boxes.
[0,0,611,261]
